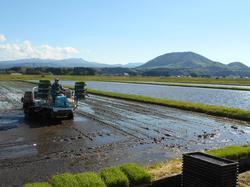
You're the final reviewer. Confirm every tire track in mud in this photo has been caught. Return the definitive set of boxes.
[78,95,250,149]
[78,96,198,141]
[77,98,170,142]
[77,97,193,148]
[71,126,94,141]
[77,109,143,140]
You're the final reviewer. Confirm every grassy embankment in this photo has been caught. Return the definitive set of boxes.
[3,74,250,86]
[86,88,250,121]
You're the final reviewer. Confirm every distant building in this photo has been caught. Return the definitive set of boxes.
[124,73,129,76]
[10,73,23,75]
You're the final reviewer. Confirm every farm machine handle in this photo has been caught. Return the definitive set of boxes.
[32,86,38,101]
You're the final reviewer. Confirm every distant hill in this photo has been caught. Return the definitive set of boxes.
[138,52,250,77]
[227,62,249,70]
[0,58,111,69]
[109,62,143,68]
[121,62,144,68]
[139,52,225,69]
[0,58,143,69]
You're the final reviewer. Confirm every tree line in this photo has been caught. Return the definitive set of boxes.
[2,67,97,75]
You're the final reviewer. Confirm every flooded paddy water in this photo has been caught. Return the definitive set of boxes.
[61,81,250,110]
[0,81,250,186]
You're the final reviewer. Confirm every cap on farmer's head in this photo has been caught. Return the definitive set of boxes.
[55,78,59,81]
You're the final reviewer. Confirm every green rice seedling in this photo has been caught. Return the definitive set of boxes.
[206,145,250,160]
[100,167,129,187]
[51,173,80,187]
[75,172,106,187]
[23,182,51,187]
[120,163,151,185]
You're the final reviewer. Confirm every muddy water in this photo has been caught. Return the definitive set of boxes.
[60,81,250,110]
[1,81,250,186]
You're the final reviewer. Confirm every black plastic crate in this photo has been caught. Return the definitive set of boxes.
[182,152,238,187]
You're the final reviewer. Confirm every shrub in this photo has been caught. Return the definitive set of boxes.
[100,167,129,187]
[75,172,106,187]
[23,182,51,187]
[51,173,79,187]
[120,163,151,185]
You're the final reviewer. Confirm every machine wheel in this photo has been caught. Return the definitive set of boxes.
[67,112,74,120]
[24,109,34,120]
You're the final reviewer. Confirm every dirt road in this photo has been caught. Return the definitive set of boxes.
[0,81,250,186]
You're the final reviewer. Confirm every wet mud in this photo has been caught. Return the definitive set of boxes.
[0,81,250,186]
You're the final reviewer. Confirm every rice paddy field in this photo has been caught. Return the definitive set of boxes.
[60,80,250,110]
[0,79,250,186]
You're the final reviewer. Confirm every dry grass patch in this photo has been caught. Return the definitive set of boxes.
[145,159,182,180]
[238,171,250,187]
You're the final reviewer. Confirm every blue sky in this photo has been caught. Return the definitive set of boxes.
[0,0,250,65]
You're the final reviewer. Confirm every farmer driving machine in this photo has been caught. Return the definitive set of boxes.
[22,80,86,120]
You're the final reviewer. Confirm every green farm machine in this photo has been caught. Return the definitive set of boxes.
[21,80,86,120]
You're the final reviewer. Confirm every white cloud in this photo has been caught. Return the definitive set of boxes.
[0,40,79,60]
[0,34,6,42]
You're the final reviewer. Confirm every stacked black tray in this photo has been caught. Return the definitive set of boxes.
[75,82,86,99]
[182,152,238,187]
[37,80,51,99]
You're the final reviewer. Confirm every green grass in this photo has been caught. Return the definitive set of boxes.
[86,89,250,121]
[23,182,51,187]
[75,172,106,187]
[206,145,250,160]
[100,167,129,187]
[51,173,80,187]
[120,163,151,185]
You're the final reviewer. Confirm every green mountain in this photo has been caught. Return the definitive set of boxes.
[140,52,225,69]
[138,52,250,77]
